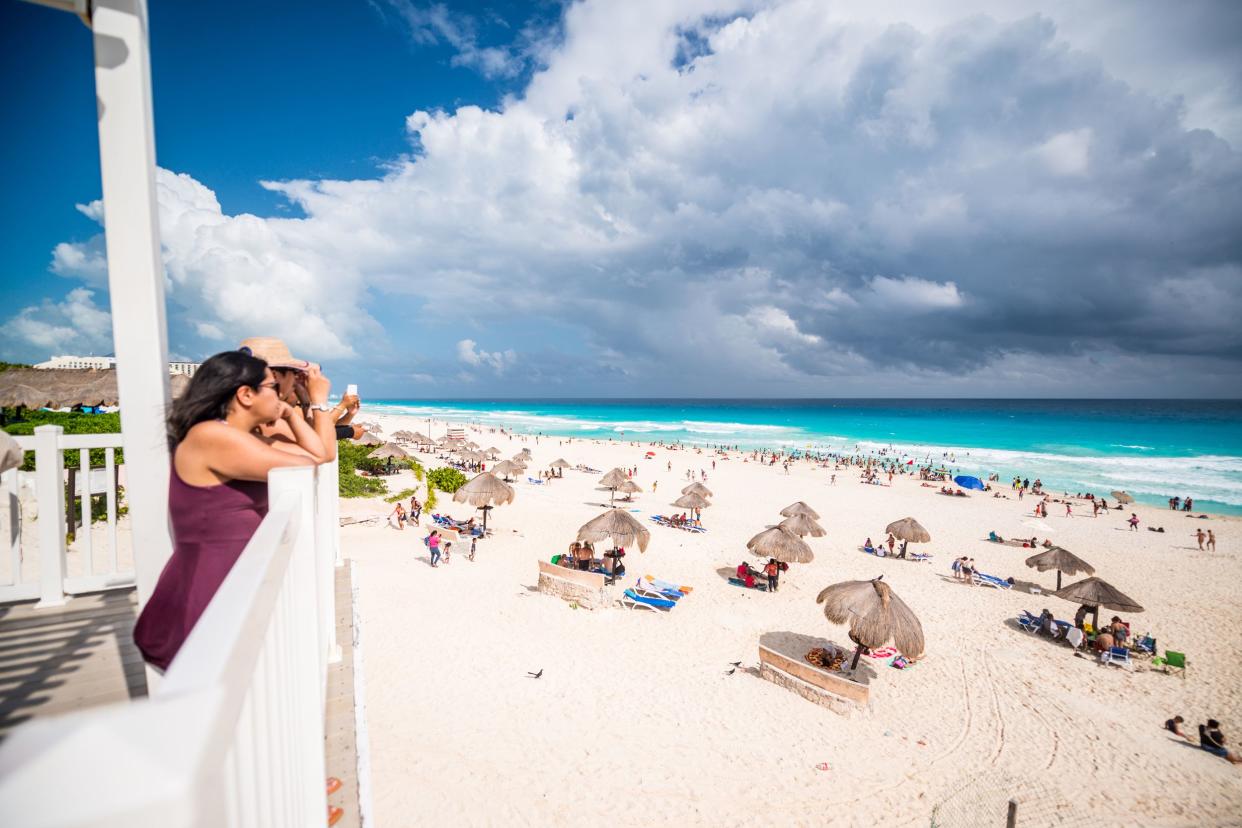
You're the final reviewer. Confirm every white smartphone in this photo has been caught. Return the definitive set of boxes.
[346,384,358,397]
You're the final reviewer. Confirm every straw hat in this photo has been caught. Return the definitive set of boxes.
[238,337,310,370]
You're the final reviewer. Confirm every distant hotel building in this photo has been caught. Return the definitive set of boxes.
[35,354,200,377]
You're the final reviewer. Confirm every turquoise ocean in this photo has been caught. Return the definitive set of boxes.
[363,399,1242,515]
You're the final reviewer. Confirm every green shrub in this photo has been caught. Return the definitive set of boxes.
[427,466,467,494]
[425,483,437,511]
[384,487,419,504]
[336,439,389,498]
[3,410,125,471]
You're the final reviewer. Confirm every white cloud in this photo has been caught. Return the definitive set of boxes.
[26,0,1242,396]
[0,288,113,356]
[456,339,517,374]
[1036,128,1092,177]
[864,276,964,311]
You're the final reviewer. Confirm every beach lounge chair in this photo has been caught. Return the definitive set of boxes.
[642,576,692,594]
[909,551,933,562]
[527,477,544,485]
[633,582,682,602]
[1017,611,1041,633]
[1151,650,1187,678]
[618,587,676,612]
[1132,635,1157,655]
[1104,646,1132,669]
[974,572,1012,589]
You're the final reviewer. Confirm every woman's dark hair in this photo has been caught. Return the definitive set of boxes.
[166,350,269,450]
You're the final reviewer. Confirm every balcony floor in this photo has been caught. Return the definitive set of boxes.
[0,588,147,742]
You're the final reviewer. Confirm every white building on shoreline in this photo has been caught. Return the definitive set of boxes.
[34,354,200,377]
[34,354,116,370]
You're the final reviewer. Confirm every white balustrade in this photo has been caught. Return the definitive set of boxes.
[0,426,132,606]
[0,463,339,827]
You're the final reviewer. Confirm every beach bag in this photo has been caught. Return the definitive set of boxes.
[891,656,909,669]
[423,534,432,548]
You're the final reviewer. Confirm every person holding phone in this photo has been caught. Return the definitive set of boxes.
[239,337,338,462]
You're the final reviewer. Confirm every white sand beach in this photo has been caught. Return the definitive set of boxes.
[342,416,1242,827]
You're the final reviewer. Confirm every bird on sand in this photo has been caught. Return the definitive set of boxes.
[527,669,543,679]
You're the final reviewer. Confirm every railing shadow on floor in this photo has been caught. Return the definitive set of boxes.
[0,589,146,740]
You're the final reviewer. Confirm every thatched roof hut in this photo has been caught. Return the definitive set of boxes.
[0,368,189,408]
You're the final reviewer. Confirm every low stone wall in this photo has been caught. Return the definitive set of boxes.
[536,561,612,610]
[758,643,871,717]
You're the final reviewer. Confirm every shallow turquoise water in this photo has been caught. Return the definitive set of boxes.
[362,399,1242,514]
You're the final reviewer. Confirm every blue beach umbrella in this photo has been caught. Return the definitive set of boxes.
[954,475,985,491]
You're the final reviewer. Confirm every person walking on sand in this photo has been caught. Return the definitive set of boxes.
[442,541,452,565]
[1208,530,1216,552]
[1065,502,1073,518]
[1128,513,1140,531]
[1196,528,1206,550]
[886,533,896,555]
[389,502,406,530]
[427,530,442,567]
[469,536,477,562]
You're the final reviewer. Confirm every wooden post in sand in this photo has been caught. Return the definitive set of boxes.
[1006,798,1018,828]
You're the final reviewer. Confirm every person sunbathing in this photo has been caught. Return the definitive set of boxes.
[735,561,760,589]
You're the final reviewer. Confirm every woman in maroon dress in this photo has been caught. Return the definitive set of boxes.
[133,349,330,671]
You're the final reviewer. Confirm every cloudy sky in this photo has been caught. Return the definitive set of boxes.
[2,0,1240,397]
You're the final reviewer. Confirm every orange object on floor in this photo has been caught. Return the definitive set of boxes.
[327,805,344,826]
[326,777,342,795]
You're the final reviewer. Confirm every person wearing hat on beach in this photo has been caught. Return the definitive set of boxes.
[239,337,340,462]
[133,350,334,672]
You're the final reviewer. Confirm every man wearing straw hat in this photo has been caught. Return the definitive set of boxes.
[239,337,345,461]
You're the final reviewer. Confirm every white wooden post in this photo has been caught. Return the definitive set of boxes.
[34,425,67,609]
[315,461,341,665]
[92,0,174,610]
[267,466,329,813]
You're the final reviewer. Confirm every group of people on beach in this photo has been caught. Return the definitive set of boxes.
[423,529,477,566]
[735,559,786,591]
[1168,496,1196,511]
[1166,717,1242,764]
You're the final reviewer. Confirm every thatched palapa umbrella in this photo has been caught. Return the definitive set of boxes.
[369,443,409,460]
[354,431,383,446]
[549,458,570,478]
[484,447,503,459]
[577,508,651,553]
[780,501,820,520]
[885,517,931,543]
[779,514,826,538]
[491,459,524,481]
[816,576,925,669]
[452,471,515,530]
[1025,546,1095,591]
[1110,491,1135,504]
[408,431,431,445]
[672,491,710,523]
[681,481,713,498]
[599,468,629,505]
[1052,576,1143,629]
[616,479,642,500]
[747,526,813,564]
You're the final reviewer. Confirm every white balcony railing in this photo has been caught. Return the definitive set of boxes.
[0,425,131,606]
[0,463,340,827]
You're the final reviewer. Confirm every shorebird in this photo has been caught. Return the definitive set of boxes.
[527,669,543,679]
